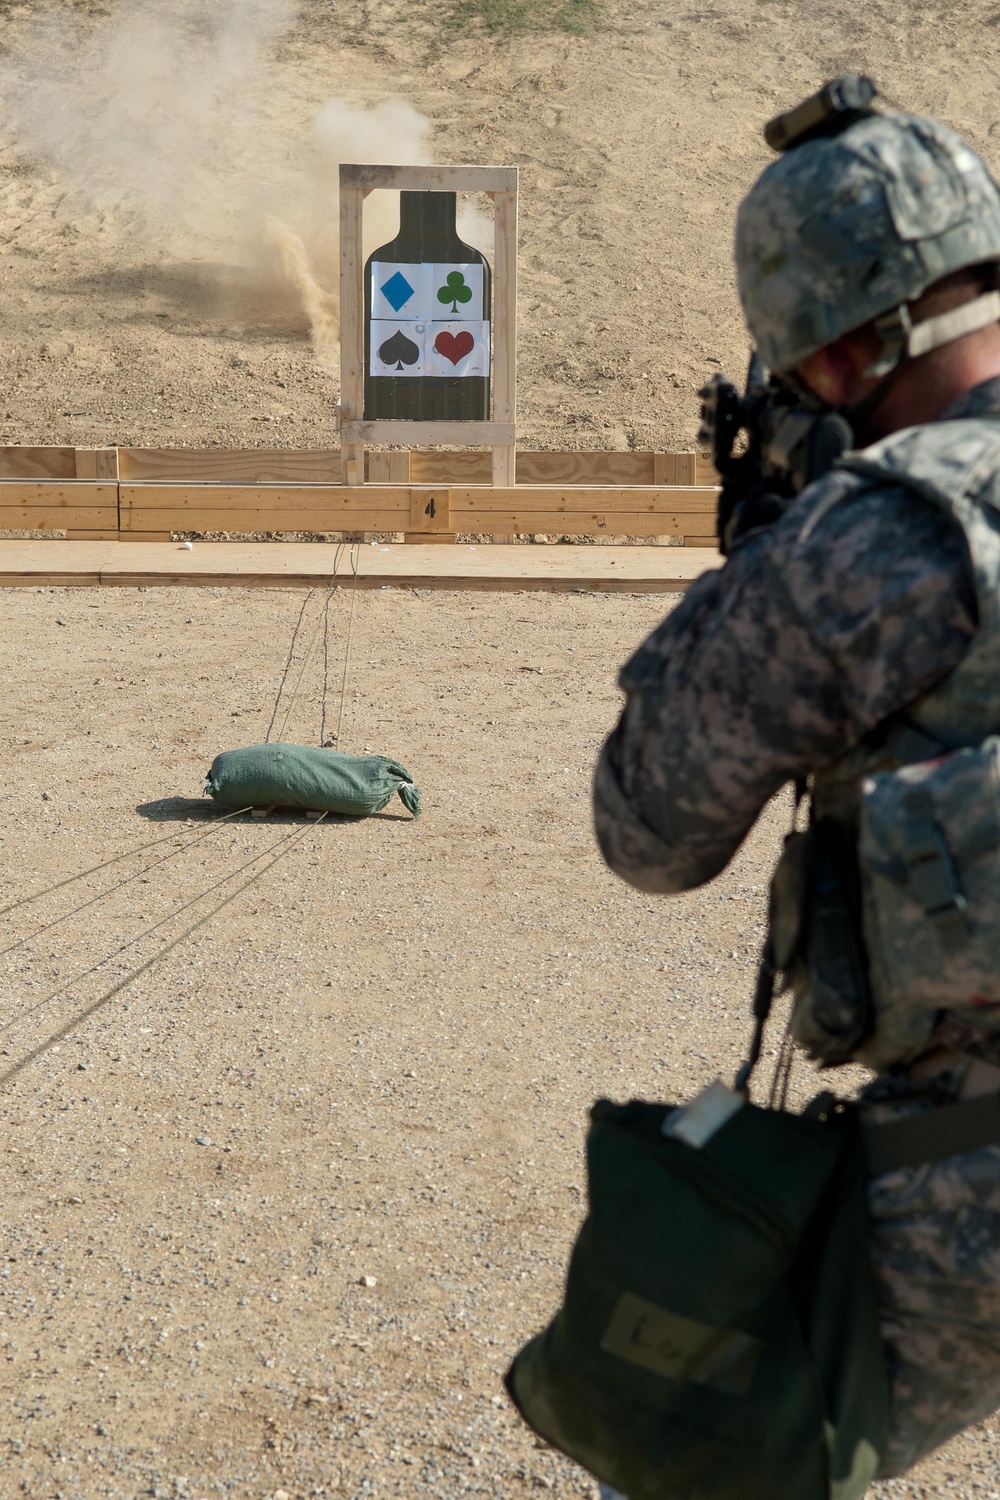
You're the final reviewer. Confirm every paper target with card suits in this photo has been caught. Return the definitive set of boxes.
[370,263,486,324]
[369,319,490,378]
[426,321,490,377]
[370,321,425,377]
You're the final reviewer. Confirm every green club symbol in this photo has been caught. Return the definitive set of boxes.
[437,270,474,314]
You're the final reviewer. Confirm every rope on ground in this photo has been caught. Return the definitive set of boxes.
[330,542,361,748]
[319,586,335,748]
[264,587,317,742]
[273,593,330,745]
[0,805,253,925]
[0,808,255,964]
[267,540,351,747]
[0,816,326,1087]
[0,819,307,1043]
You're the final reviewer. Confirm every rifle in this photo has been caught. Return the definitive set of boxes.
[699,355,853,554]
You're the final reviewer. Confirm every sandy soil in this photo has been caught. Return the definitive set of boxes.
[1,1,1000,1496]
[0,582,783,1500]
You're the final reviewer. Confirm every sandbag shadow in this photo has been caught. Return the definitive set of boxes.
[135,797,412,824]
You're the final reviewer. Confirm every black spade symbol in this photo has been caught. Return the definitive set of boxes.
[378,330,420,371]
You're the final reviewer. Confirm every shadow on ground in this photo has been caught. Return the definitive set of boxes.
[136,797,233,822]
[136,797,411,823]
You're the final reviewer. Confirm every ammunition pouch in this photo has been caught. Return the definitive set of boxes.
[858,736,1000,1070]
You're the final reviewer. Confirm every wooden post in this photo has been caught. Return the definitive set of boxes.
[74,448,120,481]
[490,187,518,540]
[339,180,366,490]
[70,449,121,536]
[674,452,697,486]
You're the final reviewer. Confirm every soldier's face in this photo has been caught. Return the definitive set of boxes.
[796,330,882,410]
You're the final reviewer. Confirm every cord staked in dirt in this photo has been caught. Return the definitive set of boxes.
[0,806,255,965]
[0,818,315,1045]
[0,805,253,925]
[0,814,328,1088]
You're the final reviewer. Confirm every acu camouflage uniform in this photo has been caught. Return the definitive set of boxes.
[593,376,1000,1478]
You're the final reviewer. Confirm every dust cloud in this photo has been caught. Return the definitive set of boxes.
[0,0,456,346]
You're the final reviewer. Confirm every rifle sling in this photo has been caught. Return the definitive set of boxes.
[864,1089,1000,1176]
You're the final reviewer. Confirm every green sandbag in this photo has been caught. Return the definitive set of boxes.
[204,743,421,818]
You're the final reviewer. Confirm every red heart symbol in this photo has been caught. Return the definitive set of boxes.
[434,330,474,365]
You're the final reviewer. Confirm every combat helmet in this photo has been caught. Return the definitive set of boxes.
[736,81,1000,375]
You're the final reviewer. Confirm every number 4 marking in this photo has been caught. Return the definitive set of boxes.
[425,498,436,518]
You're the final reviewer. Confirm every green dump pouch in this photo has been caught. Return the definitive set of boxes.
[506,1084,888,1500]
[859,735,1000,1069]
[204,742,421,818]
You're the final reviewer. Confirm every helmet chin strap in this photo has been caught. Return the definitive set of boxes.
[865,289,1000,377]
[783,288,1000,445]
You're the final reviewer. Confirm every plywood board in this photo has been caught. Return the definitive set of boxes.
[118,448,343,483]
[0,445,715,486]
[408,451,493,483]
[366,452,410,483]
[356,542,717,592]
[120,484,411,517]
[0,481,116,508]
[0,541,120,575]
[98,541,352,581]
[123,509,409,534]
[0,448,77,480]
[407,450,706,486]
[448,484,717,514]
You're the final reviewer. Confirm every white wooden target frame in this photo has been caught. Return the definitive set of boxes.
[338,163,518,491]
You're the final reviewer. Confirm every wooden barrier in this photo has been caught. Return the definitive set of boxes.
[117,448,343,484]
[0,481,120,540]
[0,446,720,545]
[0,446,718,484]
[118,483,715,541]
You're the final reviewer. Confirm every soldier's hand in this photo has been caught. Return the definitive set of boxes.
[718,481,789,556]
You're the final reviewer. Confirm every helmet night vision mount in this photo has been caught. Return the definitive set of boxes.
[763,75,879,154]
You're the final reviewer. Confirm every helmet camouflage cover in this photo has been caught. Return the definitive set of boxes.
[736,110,1000,373]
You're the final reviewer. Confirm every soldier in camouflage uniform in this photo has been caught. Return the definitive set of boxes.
[593,98,1000,1479]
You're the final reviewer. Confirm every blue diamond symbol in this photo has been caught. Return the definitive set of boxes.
[380,271,414,312]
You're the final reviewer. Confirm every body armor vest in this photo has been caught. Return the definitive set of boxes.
[774,414,1000,1070]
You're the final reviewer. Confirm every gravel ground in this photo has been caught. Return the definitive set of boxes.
[0,582,759,1500]
[0,582,996,1500]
